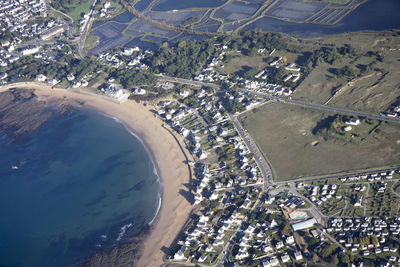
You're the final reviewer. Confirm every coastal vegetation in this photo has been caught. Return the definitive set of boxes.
[293,31,400,114]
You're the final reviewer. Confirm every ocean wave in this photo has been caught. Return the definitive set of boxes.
[148,193,161,226]
[116,223,133,242]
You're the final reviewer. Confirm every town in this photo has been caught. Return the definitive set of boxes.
[0,2,400,266]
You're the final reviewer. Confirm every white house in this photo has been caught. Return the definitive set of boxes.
[354,196,363,207]
[179,90,189,97]
[281,253,290,263]
[345,118,360,126]
[132,88,146,95]
[36,74,46,82]
[295,251,303,260]
[0,72,7,80]
[173,246,186,260]
[198,254,207,263]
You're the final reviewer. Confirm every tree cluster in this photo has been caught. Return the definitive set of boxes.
[221,91,245,114]
[229,30,287,52]
[304,45,360,67]
[6,55,101,83]
[110,68,156,88]
[148,40,215,79]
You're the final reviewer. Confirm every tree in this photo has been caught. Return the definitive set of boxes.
[332,255,339,265]
[371,235,379,247]
[281,223,291,236]
[321,244,338,259]
[248,47,257,57]
[339,252,350,264]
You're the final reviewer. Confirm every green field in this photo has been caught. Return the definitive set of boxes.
[218,53,268,77]
[219,50,301,77]
[67,1,93,22]
[293,32,400,114]
[240,102,400,181]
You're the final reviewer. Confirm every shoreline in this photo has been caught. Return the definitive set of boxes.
[0,82,193,266]
[98,112,163,228]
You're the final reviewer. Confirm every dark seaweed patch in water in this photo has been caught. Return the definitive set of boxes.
[128,180,146,192]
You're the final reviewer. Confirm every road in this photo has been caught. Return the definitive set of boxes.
[249,91,400,124]
[230,114,273,191]
[77,0,98,57]
[287,183,345,249]
[157,74,221,90]
[274,166,400,185]
[288,183,326,224]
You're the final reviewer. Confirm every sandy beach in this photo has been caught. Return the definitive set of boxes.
[0,83,193,266]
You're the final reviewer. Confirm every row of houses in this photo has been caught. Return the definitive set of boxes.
[98,48,149,70]
[329,217,400,258]
[0,0,67,43]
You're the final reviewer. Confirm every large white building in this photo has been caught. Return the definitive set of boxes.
[291,218,317,231]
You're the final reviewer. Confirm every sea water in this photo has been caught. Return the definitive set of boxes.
[0,108,161,267]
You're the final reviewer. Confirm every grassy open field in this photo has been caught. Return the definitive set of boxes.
[218,53,268,76]
[67,1,93,22]
[83,34,99,54]
[293,32,400,114]
[219,50,301,77]
[240,102,400,181]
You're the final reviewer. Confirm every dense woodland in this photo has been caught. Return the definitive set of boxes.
[109,68,157,88]
[148,40,215,79]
